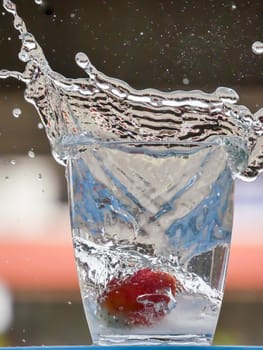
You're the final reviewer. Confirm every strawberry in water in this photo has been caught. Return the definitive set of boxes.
[99,268,177,326]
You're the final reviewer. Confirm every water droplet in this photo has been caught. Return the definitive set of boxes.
[2,11,6,15]
[252,41,263,55]
[3,0,16,14]
[37,173,42,180]
[67,300,72,305]
[4,176,9,181]
[182,78,190,85]
[215,86,239,103]
[34,0,43,4]
[37,122,44,129]
[70,13,76,18]
[12,107,22,118]
[140,32,144,36]
[75,52,90,69]
[231,4,237,10]
[7,36,11,41]
[10,159,16,165]
[21,339,26,343]
[28,148,36,158]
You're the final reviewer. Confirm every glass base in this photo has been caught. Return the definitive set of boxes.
[93,334,212,346]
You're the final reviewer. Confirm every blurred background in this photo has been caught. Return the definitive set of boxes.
[0,0,263,346]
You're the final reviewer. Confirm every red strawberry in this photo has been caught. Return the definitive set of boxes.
[99,268,176,326]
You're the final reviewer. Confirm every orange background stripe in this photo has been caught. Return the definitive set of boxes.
[0,241,262,292]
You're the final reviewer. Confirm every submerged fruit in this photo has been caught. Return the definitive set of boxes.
[99,268,176,326]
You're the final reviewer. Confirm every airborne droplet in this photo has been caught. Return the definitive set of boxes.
[12,107,22,118]
[75,52,90,69]
[28,148,36,158]
[182,78,190,85]
[252,41,263,55]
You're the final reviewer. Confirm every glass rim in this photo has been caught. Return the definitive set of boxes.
[58,134,246,148]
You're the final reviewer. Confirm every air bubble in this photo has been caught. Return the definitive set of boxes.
[37,122,44,129]
[34,0,43,4]
[182,78,190,85]
[10,159,16,165]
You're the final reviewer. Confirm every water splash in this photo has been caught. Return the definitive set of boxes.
[0,0,263,179]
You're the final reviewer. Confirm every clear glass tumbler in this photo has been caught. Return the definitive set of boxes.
[66,137,248,345]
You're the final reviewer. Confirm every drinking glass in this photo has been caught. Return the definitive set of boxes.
[0,0,261,346]
[66,137,248,345]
